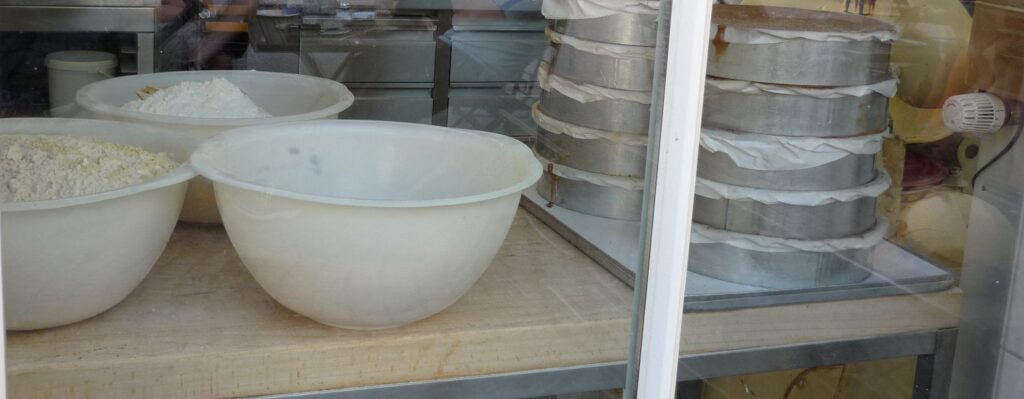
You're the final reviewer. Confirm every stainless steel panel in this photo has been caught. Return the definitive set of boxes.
[0,6,156,32]
[538,88,651,134]
[136,32,154,73]
[448,86,539,137]
[299,30,436,83]
[339,88,433,124]
[707,39,892,87]
[689,242,873,289]
[996,352,1024,398]
[693,195,877,239]
[702,79,890,137]
[535,128,647,177]
[550,44,654,91]
[450,31,547,83]
[251,12,301,51]
[537,172,643,221]
[549,13,657,46]
[697,149,877,191]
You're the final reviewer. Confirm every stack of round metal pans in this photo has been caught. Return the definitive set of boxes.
[534,13,657,221]
[691,5,899,289]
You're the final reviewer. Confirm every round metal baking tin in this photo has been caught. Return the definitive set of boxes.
[692,194,878,240]
[702,78,890,137]
[697,148,877,191]
[537,171,643,221]
[550,43,654,91]
[708,38,892,87]
[708,5,896,86]
[535,127,648,178]
[689,242,874,289]
[549,13,658,46]
[538,88,651,135]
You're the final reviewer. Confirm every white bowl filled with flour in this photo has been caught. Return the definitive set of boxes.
[77,71,354,223]
[1,118,196,330]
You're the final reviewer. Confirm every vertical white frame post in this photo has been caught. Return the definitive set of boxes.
[635,0,713,397]
[0,213,7,398]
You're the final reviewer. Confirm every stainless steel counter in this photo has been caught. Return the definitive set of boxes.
[0,0,157,73]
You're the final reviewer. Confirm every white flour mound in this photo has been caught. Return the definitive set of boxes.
[0,134,180,203]
[121,77,271,118]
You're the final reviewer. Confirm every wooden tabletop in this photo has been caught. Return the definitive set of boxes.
[6,208,962,398]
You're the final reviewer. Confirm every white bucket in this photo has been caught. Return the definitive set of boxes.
[46,51,117,117]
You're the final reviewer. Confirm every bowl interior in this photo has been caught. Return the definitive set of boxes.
[192,121,541,207]
[0,118,197,212]
[78,71,353,124]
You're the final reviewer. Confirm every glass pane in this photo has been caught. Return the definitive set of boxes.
[0,1,672,398]
[682,0,1022,397]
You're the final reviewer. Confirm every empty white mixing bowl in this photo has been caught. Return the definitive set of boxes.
[1,119,196,330]
[190,120,541,329]
[76,70,354,224]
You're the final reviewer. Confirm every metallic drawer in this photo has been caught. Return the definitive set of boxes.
[448,86,540,137]
[299,29,436,83]
[450,31,547,83]
[339,88,433,124]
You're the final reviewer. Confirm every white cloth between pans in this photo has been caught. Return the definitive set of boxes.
[710,24,900,44]
[691,219,888,252]
[546,28,656,61]
[700,127,886,171]
[706,77,899,99]
[532,103,650,146]
[538,62,653,104]
[695,171,891,206]
[542,0,659,20]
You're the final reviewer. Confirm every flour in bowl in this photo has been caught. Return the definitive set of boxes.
[122,77,271,118]
[0,135,179,202]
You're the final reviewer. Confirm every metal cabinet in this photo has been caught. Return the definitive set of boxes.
[448,85,539,138]
[299,28,436,83]
[450,31,547,83]
[339,87,434,124]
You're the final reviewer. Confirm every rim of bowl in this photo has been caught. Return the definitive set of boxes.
[190,120,544,209]
[76,70,355,127]
[0,118,198,212]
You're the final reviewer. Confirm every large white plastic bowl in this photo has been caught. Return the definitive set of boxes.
[190,120,542,329]
[76,70,354,224]
[1,118,196,330]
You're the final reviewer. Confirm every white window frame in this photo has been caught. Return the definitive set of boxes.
[633,0,714,397]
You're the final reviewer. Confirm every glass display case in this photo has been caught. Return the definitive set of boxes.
[0,0,1020,397]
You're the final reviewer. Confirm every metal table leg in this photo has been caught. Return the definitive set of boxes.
[913,329,958,399]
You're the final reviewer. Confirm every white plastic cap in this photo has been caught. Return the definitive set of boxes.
[943,93,1007,134]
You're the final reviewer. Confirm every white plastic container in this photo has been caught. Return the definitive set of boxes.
[77,70,355,224]
[1,118,196,330]
[46,51,117,117]
[190,120,542,329]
